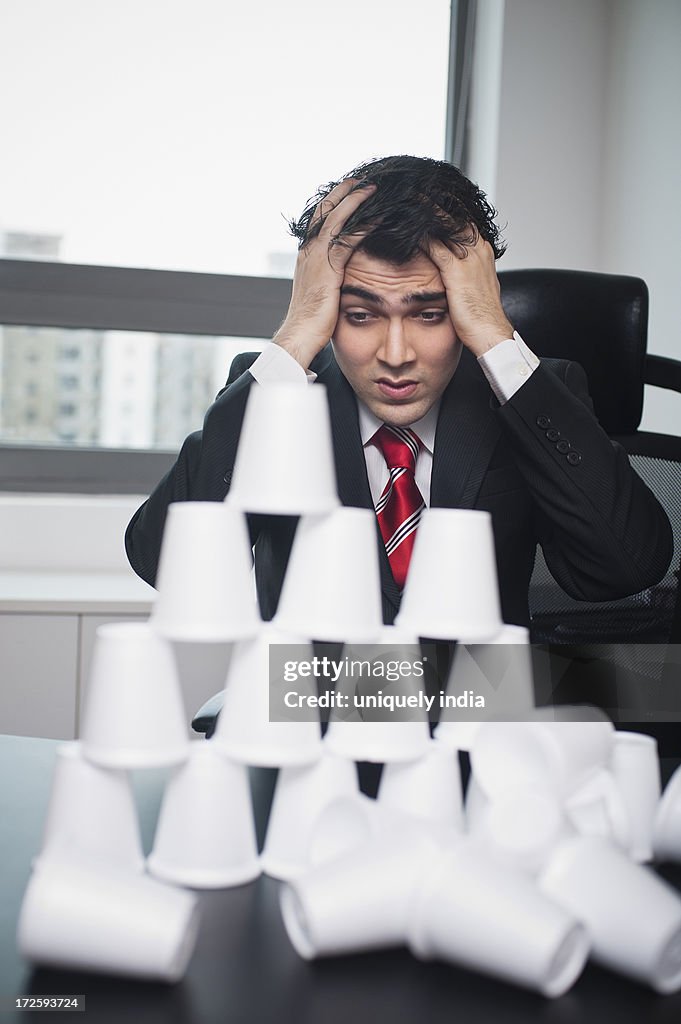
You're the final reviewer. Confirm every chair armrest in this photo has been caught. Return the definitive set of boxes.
[645,354,681,394]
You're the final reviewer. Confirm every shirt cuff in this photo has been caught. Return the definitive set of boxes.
[477,331,540,404]
[248,343,317,385]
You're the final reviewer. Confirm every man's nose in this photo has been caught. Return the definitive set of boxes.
[378,320,414,366]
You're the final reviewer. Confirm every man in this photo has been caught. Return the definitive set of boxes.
[126,155,673,633]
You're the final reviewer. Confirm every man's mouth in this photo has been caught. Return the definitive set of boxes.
[376,379,418,400]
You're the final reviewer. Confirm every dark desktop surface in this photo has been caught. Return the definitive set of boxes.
[2,735,681,1024]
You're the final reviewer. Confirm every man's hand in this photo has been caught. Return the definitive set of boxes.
[426,235,514,357]
[273,179,376,370]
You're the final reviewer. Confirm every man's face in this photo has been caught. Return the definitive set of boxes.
[331,250,461,427]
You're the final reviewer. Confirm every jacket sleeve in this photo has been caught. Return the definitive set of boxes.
[497,360,673,601]
[124,353,259,586]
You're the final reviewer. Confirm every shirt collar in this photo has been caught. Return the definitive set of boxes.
[358,399,439,455]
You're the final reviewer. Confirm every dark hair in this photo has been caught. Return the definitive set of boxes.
[288,155,507,261]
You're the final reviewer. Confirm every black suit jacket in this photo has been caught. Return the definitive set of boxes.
[125,345,673,630]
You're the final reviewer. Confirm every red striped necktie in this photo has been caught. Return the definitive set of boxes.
[372,424,426,591]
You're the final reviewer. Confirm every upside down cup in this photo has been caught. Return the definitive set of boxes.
[307,793,456,870]
[273,507,383,642]
[471,717,615,801]
[227,382,340,515]
[80,622,190,769]
[211,627,323,767]
[37,742,144,873]
[260,750,359,879]
[377,739,465,831]
[151,501,259,642]
[147,741,260,889]
[395,509,503,641]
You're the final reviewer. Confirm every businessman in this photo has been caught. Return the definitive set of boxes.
[125,155,673,632]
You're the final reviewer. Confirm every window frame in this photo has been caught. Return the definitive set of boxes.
[0,258,291,492]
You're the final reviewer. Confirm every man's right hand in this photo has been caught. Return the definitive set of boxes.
[273,179,376,370]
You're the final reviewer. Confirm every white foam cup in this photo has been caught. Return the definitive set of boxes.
[395,509,503,640]
[151,501,260,641]
[653,765,681,864]
[408,838,589,997]
[324,718,431,764]
[273,508,383,641]
[147,740,260,888]
[211,627,323,767]
[322,628,432,762]
[260,750,358,879]
[17,858,200,982]
[80,622,190,769]
[377,739,465,832]
[467,783,574,875]
[37,742,144,872]
[609,730,661,862]
[438,625,535,726]
[539,835,681,993]
[471,717,615,801]
[564,770,631,851]
[227,382,340,514]
[279,829,441,958]
[307,793,455,871]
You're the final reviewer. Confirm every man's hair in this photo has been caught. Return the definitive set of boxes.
[288,155,506,262]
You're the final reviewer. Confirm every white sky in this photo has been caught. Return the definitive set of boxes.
[0,0,450,276]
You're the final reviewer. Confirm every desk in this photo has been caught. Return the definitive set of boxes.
[2,734,681,1024]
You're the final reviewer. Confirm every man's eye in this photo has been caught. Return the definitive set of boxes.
[346,311,372,323]
[418,310,447,322]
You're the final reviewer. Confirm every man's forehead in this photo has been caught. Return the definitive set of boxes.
[341,251,446,301]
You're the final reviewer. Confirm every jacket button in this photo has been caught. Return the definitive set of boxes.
[556,440,571,454]
[536,414,551,429]
[546,428,561,442]
[566,451,582,466]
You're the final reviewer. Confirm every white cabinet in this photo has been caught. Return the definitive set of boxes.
[0,615,79,739]
[0,571,155,740]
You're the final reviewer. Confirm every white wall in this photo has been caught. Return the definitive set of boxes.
[599,0,681,432]
[480,0,681,433]
[494,0,610,273]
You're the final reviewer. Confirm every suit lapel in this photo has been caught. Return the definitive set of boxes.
[431,349,501,509]
[314,346,402,617]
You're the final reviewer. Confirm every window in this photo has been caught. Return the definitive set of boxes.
[0,0,451,278]
[0,1,462,491]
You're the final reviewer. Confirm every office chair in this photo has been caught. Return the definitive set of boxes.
[499,269,681,742]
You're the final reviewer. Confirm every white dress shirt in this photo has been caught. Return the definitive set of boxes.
[248,333,540,507]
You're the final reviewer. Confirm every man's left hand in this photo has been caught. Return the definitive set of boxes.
[426,235,514,357]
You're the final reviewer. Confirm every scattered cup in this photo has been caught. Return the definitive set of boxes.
[18,858,200,982]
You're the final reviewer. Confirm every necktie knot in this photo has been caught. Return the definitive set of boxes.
[372,425,421,474]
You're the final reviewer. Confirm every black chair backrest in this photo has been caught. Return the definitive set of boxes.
[499,268,648,434]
